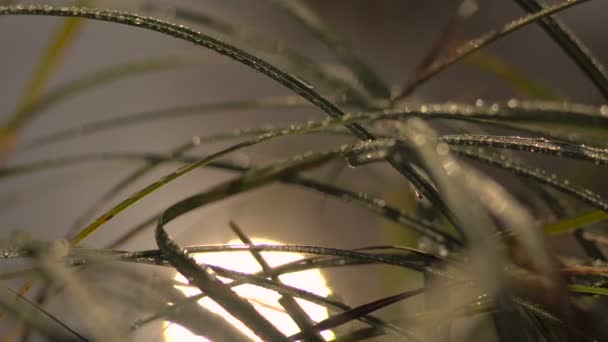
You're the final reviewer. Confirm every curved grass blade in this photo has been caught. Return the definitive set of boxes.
[71,244,451,276]
[288,288,424,341]
[157,5,372,107]
[513,0,608,100]
[0,2,86,160]
[66,98,474,245]
[442,134,608,165]
[0,150,461,249]
[3,98,607,242]
[0,4,453,237]
[396,0,476,101]
[269,0,390,99]
[454,147,608,212]
[65,138,200,239]
[229,221,324,342]
[393,0,591,97]
[17,95,311,153]
[12,55,202,140]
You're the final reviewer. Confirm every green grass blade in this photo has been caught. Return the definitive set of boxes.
[0,2,86,158]
[568,284,608,296]
[65,139,199,239]
[514,0,608,100]
[544,210,608,235]
[269,0,390,99]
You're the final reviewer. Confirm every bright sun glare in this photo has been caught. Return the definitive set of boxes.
[163,238,334,341]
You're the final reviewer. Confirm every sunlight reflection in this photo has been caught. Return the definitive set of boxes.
[163,238,334,341]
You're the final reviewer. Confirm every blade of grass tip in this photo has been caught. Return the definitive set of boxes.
[156,224,289,341]
[0,5,458,248]
[0,1,87,162]
[395,0,478,101]
[544,210,608,235]
[229,221,325,342]
[288,289,424,341]
[393,0,592,97]
[513,0,608,100]
[65,138,201,239]
[269,0,391,99]
[156,4,373,108]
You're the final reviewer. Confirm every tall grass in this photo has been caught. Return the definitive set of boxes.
[0,0,607,341]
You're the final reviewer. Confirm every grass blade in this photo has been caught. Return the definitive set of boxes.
[0,287,87,341]
[155,227,289,341]
[393,0,591,96]
[158,5,372,107]
[18,96,310,152]
[0,1,86,159]
[544,210,608,235]
[230,221,324,342]
[269,0,390,99]
[0,4,452,236]
[513,0,608,100]
[288,289,424,341]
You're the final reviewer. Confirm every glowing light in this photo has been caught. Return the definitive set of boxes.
[163,238,333,341]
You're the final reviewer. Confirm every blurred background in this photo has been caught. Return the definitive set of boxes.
[0,0,607,340]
